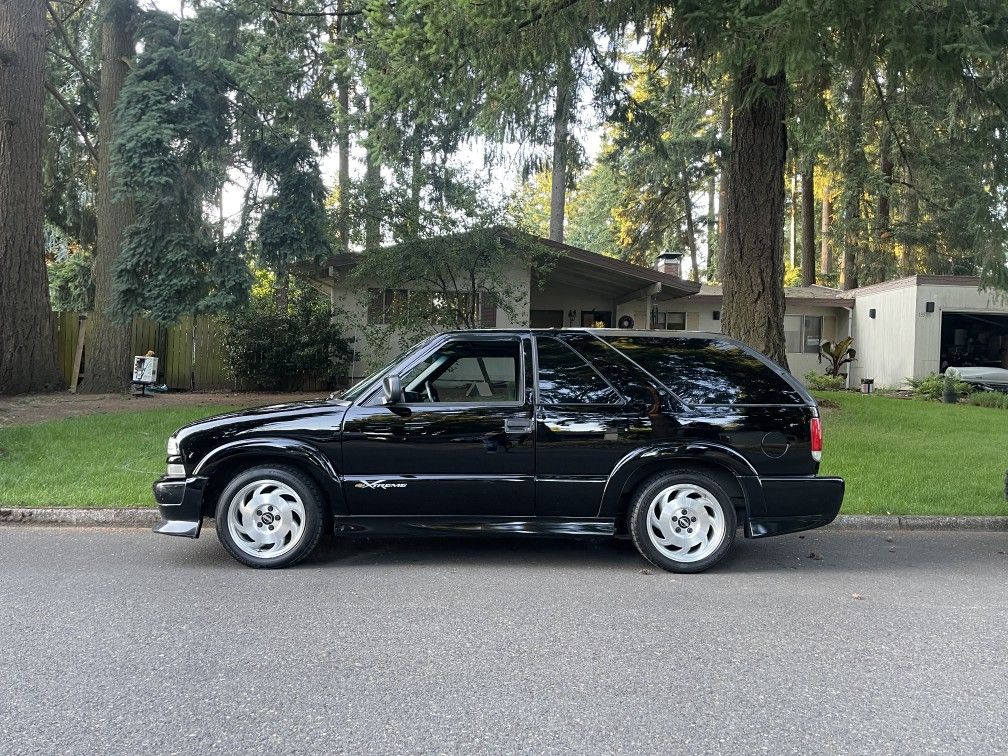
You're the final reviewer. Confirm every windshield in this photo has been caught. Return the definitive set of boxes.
[330,339,430,402]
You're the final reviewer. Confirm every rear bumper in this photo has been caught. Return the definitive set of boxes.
[746,475,845,538]
[152,476,207,538]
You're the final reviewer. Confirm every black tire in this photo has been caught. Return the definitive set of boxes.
[628,469,738,573]
[214,465,325,569]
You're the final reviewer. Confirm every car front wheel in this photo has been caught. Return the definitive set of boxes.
[215,465,324,569]
[629,470,737,573]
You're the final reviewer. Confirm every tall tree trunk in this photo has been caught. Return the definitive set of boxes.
[788,163,797,268]
[839,67,866,291]
[878,124,894,275]
[800,161,816,287]
[820,184,831,275]
[408,128,423,239]
[715,92,730,280]
[0,0,61,393]
[364,121,381,250]
[901,191,919,275]
[681,170,700,281]
[706,170,716,279]
[335,0,350,257]
[721,66,788,368]
[274,263,289,313]
[83,0,135,393]
[549,55,573,243]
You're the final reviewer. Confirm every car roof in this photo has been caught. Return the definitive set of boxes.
[440,328,726,339]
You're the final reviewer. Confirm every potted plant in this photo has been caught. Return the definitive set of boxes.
[819,337,856,377]
[942,373,958,403]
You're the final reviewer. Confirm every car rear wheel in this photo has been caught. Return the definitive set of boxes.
[215,465,324,569]
[629,470,737,573]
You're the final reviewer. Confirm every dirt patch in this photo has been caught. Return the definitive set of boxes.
[0,391,329,428]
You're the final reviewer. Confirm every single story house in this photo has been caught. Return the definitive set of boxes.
[310,231,1008,388]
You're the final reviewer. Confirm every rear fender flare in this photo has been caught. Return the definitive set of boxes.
[597,442,760,518]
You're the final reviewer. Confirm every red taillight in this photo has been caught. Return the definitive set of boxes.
[810,417,823,461]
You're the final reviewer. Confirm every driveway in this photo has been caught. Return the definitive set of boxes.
[1,526,1005,754]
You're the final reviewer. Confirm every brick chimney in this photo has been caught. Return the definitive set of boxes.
[655,251,683,278]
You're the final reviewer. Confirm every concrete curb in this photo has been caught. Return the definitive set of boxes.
[0,507,160,528]
[828,514,1008,531]
[1,508,1006,531]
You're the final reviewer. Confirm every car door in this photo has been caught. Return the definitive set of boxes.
[533,333,662,517]
[340,333,535,516]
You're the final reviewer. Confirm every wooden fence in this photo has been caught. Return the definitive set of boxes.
[52,312,235,391]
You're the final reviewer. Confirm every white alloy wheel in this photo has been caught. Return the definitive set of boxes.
[645,483,727,564]
[226,479,307,560]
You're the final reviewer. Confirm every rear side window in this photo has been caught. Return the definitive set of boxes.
[602,336,802,405]
[536,337,622,405]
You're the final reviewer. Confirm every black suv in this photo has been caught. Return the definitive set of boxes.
[154,329,843,572]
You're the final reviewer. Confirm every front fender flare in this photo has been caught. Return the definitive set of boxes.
[597,442,761,518]
[192,437,345,513]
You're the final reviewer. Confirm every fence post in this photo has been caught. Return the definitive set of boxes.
[69,314,87,392]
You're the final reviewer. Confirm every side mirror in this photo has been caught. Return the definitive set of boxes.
[382,374,403,405]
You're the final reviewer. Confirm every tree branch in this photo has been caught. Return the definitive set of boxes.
[869,68,912,182]
[268,4,363,18]
[46,0,98,87]
[45,79,98,162]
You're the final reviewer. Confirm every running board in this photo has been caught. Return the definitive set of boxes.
[332,517,615,538]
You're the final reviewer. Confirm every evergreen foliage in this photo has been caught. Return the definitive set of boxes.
[110,10,248,323]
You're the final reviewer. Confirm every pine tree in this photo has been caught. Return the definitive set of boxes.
[0,0,62,392]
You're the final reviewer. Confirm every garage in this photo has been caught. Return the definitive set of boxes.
[940,311,1008,372]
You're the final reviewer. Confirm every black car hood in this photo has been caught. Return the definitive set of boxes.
[172,399,350,453]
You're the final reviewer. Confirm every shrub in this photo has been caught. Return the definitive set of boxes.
[804,372,846,391]
[221,288,352,391]
[907,373,972,401]
[968,391,1008,410]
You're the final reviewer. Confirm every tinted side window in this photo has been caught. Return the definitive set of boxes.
[399,339,520,403]
[536,337,621,405]
[603,336,802,405]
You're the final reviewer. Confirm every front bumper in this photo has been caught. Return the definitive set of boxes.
[152,475,208,538]
[745,475,845,538]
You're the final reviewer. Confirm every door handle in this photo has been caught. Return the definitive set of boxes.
[504,417,533,433]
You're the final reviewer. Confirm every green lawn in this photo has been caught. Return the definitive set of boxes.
[0,394,1005,515]
[814,391,1008,516]
[0,407,229,507]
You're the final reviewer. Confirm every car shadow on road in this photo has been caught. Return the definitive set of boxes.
[168,525,1008,575]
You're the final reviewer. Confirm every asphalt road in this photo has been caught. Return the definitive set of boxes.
[1,526,1005,755]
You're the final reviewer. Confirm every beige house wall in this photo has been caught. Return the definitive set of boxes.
[848,285,917,388]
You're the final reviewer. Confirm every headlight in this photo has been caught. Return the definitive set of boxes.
[166,436,180,456]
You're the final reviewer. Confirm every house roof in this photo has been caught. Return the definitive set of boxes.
[693,283,855,308]
[848,274,983,296]
[317,228,701,299]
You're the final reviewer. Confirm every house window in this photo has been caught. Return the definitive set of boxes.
[658,311,687,331]
[803,315,823,353]
[784,314,824,354]
[367,288,409,324]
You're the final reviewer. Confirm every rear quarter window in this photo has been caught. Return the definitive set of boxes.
[602,335,803,406]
